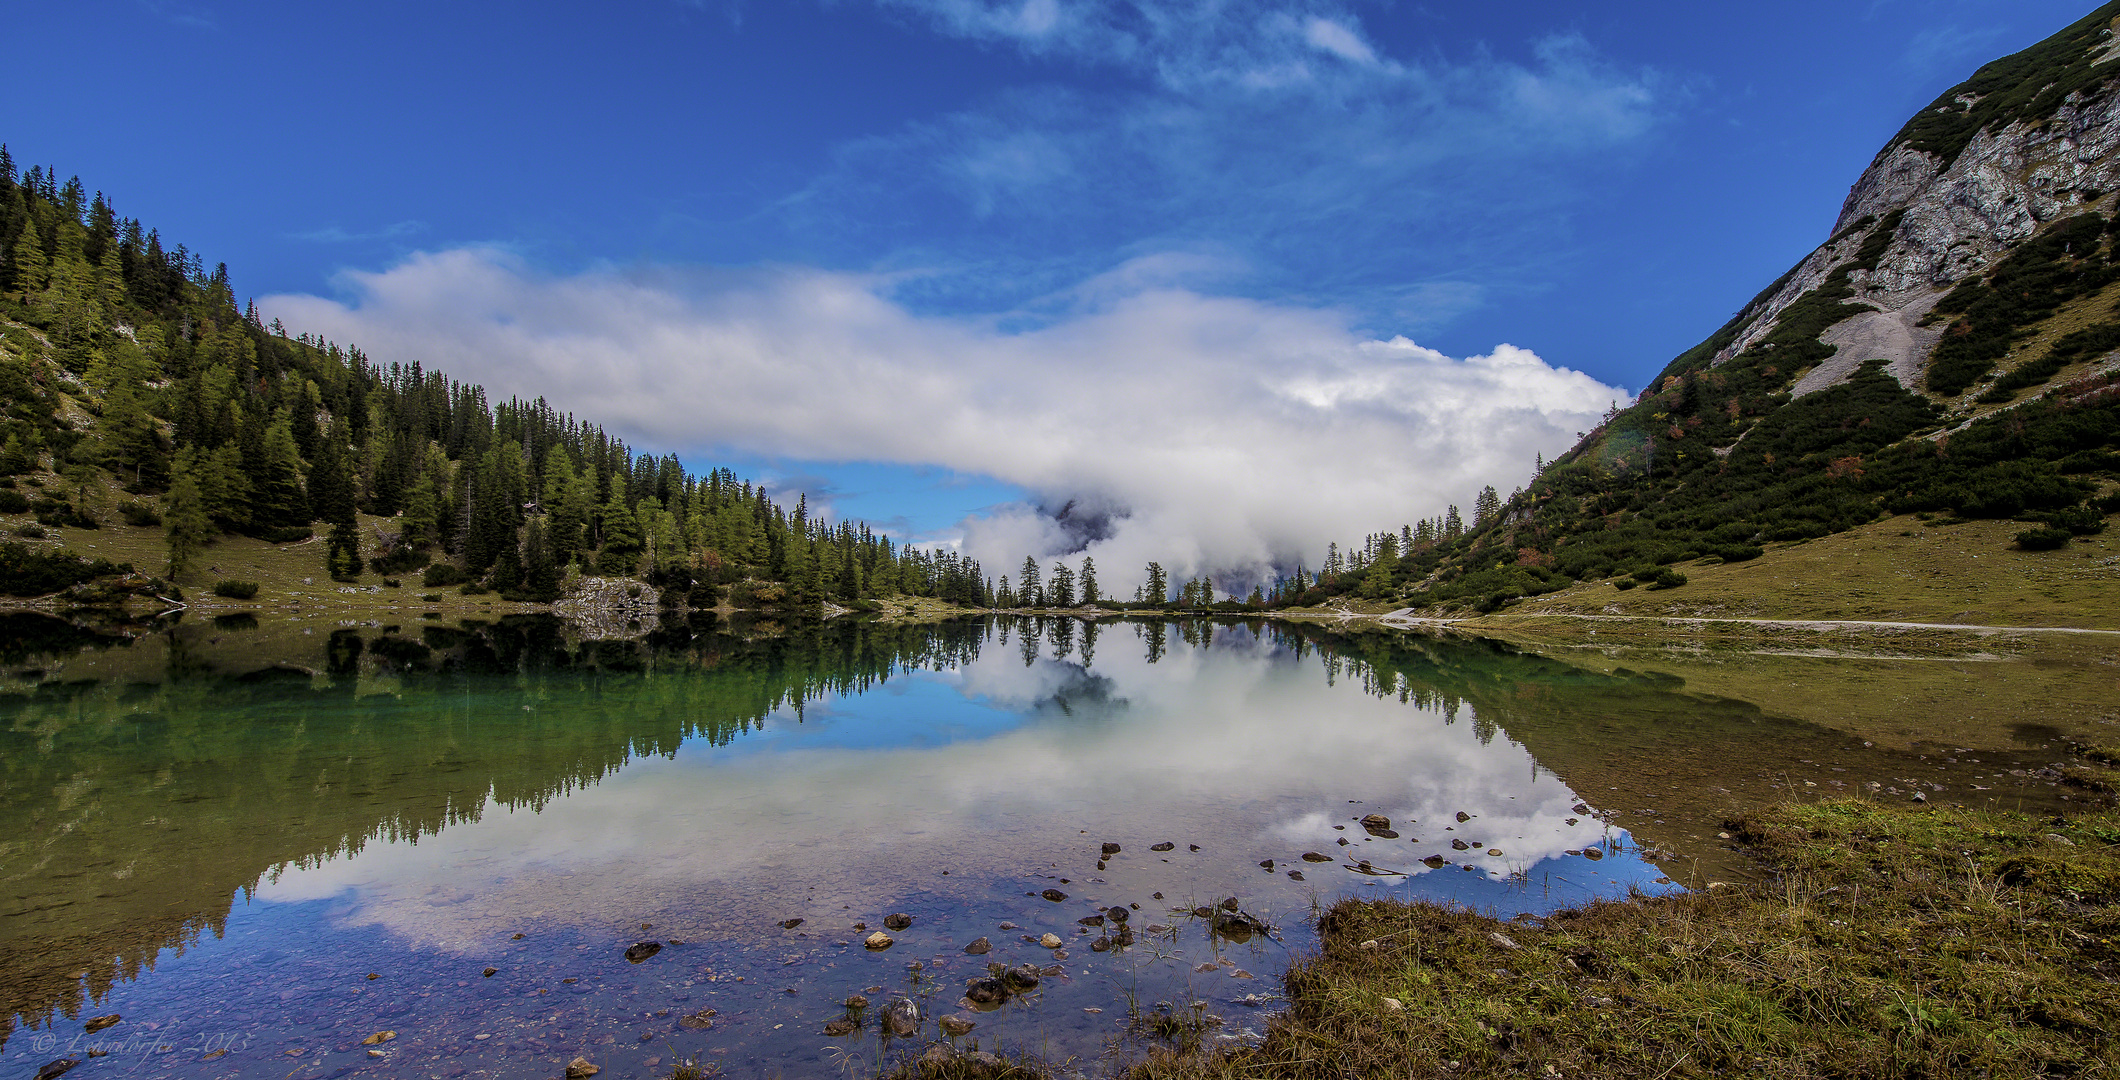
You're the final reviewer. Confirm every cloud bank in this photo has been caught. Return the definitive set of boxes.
[265,249,1622,593]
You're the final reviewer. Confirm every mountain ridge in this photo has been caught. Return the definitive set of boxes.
[1276,3,2120,616]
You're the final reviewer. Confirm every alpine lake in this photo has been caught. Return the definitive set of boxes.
[1,608,2110,1079]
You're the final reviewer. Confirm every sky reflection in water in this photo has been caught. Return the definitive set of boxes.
[1,616,1667,1078]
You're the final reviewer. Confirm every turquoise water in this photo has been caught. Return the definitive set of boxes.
[1,614,1683,1078]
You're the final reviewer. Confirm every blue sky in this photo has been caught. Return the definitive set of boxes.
[8,0,2099,580]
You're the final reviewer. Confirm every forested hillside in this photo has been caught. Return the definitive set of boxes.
[0,149,990,607]
[1275,3,2120,614]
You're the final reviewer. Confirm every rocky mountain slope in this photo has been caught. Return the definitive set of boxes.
[1712,2,2120,403]
[1296,3,2120,614]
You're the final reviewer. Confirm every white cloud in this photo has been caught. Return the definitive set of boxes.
[264,249,1622,592]
[1302,17,1377,66]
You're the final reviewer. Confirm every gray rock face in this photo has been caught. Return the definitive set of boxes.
[1711,79,2120,395]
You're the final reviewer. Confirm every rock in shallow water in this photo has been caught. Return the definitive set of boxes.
[964,937,991,954]
[623,942,661,963]
[883,998,921,1037]
[822,1017,858,1036]
[1041,889,1068,903]
[1150,841,1175,851]
[565,1058,600,1079]
[865,931,894,949]
[939,1013,977,1037]
[885,912,913,931]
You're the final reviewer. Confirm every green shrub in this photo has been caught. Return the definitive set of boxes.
[116,500,161,526]
[0,490,26,513]
[2015,525,2073,550]
[0,542,126,596]
[256,525,312,544]
[15,523,45,538]
[211,580,260,599]
[1613,578,1639,591]
[1647,568,1689,590]
[422,562,469,587]
[459,582,489,596]
[370,546,431,575]
[2049,505,2108,535]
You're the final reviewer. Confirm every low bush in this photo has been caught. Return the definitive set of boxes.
[422,562,469,587]
[2015,525,2074,550]
[2049,504,2108,535]
[211,580,260,599]
[116,500,161,526]
[0,490,27,513]
[0,543,127,596]
[369,546,431,575]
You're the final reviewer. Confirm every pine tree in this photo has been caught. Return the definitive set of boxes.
[545,450,587,567]
[522,518,560,601]
[597,485,644,574]
[402,471,440,547]
[1359,549,1396,598]
[1018,556,1041,607]
[1048,561,1075,607]
[248,415,311,531]
[162,463,214,580]
[1143,561,1167,604]
[9,221,48,295]
[308,424,357,528]
[326,520,362,581]
[1473,485,1501,528]
[1080,556,1099,604]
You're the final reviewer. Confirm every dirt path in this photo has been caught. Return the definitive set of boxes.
[1370,609,2120,636]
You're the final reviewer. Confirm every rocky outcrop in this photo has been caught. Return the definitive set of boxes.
[1710,67,2120,394]
[552,576,661,639]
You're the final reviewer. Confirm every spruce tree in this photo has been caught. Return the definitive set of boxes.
[1048,561,1075,606]
[162,464,213,580]
[1080,557,1098,604]
[1018,556,1041,607]
[249,415,311,531]
[326,520,362,581]
[308,425,357,528]
[522,518,559,601]
[402,472,439,547]
[1474,485,1501,528]
[597,485,644,574]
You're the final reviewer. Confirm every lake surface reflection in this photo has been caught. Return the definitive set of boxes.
[3,614,1702,1078]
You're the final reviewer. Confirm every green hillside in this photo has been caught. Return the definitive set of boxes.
[0,152,991,609]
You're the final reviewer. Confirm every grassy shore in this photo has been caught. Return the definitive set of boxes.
[1126,797,2120,1080]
